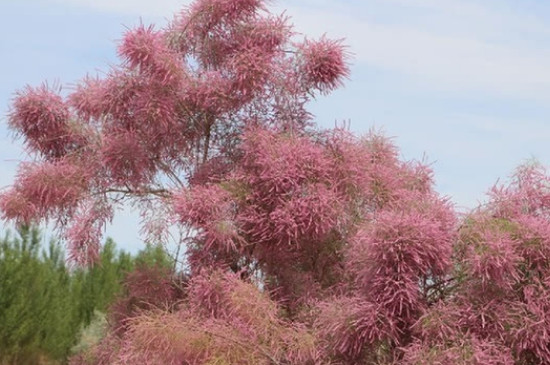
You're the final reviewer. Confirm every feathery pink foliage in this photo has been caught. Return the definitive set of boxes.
[299,37,350,93]
[12,161,88,219]
[464,221,520,290]
[189,0,263,27]
[65,202,113,265]
[402,337,515,365]
[402,163,550,365]
[315,297,398,362]
[182,70,233,114]
[173,184,241,257]
[9,84,87,158]
[348,193,455,318]
[0,189,37,224]
[85,269,317,364]
[100,131,156,187]
[3,0,352,264]
[109,264,181,336]
[68,76,106,121]
[5,0,550,363]
[119,25,183,86]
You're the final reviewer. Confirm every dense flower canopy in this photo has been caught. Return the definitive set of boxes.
[3,0,550,363]
[2,0,349,264]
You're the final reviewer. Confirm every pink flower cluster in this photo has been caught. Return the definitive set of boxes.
[3,0,550,363]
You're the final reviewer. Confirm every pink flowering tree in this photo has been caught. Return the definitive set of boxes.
[4,0,550,364]
[2,0,348,265]
[400,163,550,365]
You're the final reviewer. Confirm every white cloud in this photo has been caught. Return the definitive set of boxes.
[49,0,550,101]
[278,1,550,101]
[51,0,188,18]
[373,0,550,38]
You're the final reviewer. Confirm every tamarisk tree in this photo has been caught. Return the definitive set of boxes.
[3,0,550,364]
[2,0,349,265]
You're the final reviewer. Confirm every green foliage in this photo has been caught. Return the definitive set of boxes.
[0,226,171,364]
[0,226,78,364]
[73,238,134,325]
[134,243,173,270]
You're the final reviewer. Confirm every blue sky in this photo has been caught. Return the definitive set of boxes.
[1,0,550,252]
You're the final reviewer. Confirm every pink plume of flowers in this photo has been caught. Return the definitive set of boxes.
[0,189,37,224]
[65,202,113,265]
[228,47,273,97]
[488,163,550,219]
[187,270,278,327]
[118,25,183,87]
[11,160,88,219]
[109,264,179,336]
[68,76,106,121]
[173,184,241,257]
[231,128,347,304]
[400,159,436,195]
[188,156,232,185]
[322,128,375,196]
[119,25,161,69]
[9,84,84,158]
[91,269,316,364]
[460,220,521,290]
[238,128,331,197]
[173,184,233,230]
[402,337,514,365]
[99,71,144,128]
[315,297,399,363]
[269,183,342,246]
[506,289,550,363]
[349,193,455,319]
[132,83,178,130]
[402,297,516,364]
[411,302,463,345]
[170,0,265,69]
[96,68,187,165]
[321,128,431,213]
[182,71,233,114]
[299,36,350,94]
[100,130,156,188]
[323,128,424,211]
[183,270,317,363]
[238,15,291,54]
[188,0,264,30]
[514,214,550,276]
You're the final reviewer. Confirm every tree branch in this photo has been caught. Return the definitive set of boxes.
[157,160,185,189]
[98,187,172,199]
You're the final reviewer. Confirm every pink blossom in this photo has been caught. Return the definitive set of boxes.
[0,189,37,224]
[299,36,350,93]
[9,84,84,158]
[12,160,88,219]
[100,130,155,187]
[65,202,113,265]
